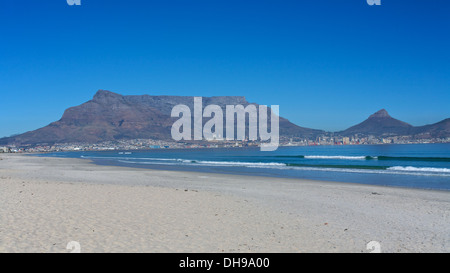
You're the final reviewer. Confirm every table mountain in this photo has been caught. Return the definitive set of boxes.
[0,90,323,145]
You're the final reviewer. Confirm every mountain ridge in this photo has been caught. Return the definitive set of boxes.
[0,90,323,145]
[0,90,449,146]
[338,109,414,137]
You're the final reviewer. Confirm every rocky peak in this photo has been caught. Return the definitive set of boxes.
[369,109,391,119]
[92,90,123,103]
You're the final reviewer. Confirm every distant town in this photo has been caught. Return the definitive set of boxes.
[1,134,449,153]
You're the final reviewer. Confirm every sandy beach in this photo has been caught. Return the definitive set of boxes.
[0,153,448,253]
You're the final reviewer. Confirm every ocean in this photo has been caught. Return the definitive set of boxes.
[40,143,450,191]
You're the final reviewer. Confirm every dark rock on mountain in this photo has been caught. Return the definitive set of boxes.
[1,92,448,146]
[338,109,450,138]
[412,118,450,138]
[1,90,174,145]
[0,90,323,145]
[339,109,414,136]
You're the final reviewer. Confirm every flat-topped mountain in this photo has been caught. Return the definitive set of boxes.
[0,90,322,145]
[1,91,448,146]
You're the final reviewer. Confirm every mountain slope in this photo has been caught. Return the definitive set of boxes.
[339,109,414,136]
[0,90,323,145]
[412,118,450,138]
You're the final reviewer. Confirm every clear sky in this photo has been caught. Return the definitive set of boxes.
[1,0,449,138]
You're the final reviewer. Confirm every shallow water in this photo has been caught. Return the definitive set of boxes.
[40,143,450,191]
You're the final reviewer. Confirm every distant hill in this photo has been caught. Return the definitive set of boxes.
[1,91,448,146]
[339,109,450,138]
[412,118,450,138]
[339,109,413,136]
[0,90,323,146]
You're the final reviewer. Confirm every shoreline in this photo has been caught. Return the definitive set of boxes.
[1,153,449,252]
[14,141,450,154]
[31,150,450,192]
[90,158,450,193]
[29,152,450,194]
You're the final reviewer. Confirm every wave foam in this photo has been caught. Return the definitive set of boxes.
[303,155,370,160]
[387,166,450,173]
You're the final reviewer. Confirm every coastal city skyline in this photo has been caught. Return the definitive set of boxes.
[1,89,448,153]
[1,0,450,138]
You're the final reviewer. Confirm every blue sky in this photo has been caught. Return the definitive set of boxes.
[1,0,449,137]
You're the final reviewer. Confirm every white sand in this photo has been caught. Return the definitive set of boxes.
[0,154,449,253]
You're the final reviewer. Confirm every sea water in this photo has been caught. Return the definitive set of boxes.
[40,143,450,191]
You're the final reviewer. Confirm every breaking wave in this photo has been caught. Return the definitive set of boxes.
[275,155,450,162]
